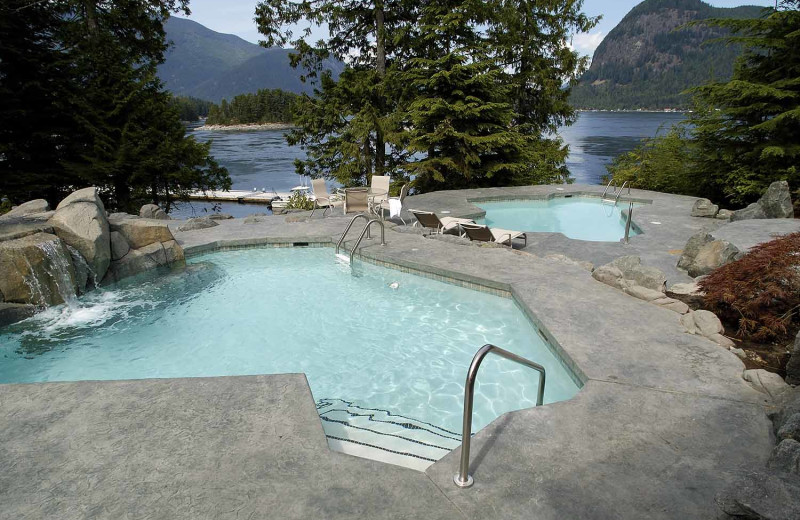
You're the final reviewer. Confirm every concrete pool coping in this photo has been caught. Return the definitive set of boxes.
[0,185,786,519]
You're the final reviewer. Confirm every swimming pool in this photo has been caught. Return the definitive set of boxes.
[0,247,579,469]
[477,197,641,242]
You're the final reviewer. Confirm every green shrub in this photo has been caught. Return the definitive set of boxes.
[700,232,800,342]
[0,196,12,215]
[284,191,315,210]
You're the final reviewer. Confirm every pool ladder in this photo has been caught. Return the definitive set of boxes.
[454,344,546,489]
[336,213,386,263]
[601,179,630,206]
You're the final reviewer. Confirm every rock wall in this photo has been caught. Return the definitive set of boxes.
[0,190,185,326]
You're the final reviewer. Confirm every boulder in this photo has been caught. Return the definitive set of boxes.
[775,388,800,436]
[105,240,184,284]
[768,439,800,475]
[693,310,724,336]
[609,255,641,274]
[109,231,130,261]
[109,215,174,249]
[66,245,90,293]
[667,281,705,307]
[56,187,105,212]
[208,213,234,220]
[786,330,800,386]
[680,312,697,334]
[177,216,219,232]
[716,209,734,221]
[108,212,138,220]
[0,214,55,242]
[139,204,170,220]
[744,369,790,400]
[732,202,767,221]
[677,232,713,270]
[609,256,666,291]
[778,414,800,443]
[543,254,594,272]
[651,297,690,314]
[716,471,800,520]
[592,265,628,290]
[0,302,36,327]
[686,240,741,277]
[760,180,794,219]
[5,199,49,217]
[624,285,664,302]
[707,333,735,348]
[49,201,111,281]
[0,233,78,306]
[691,198,719,218]
[162,240,185,265]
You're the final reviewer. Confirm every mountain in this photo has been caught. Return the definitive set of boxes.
[569,0,765,110]
[158,18,343,103]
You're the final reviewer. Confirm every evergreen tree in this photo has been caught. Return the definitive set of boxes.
[688,1,800,204]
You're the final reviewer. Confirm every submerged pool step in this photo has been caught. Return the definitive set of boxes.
[316,398,461,471]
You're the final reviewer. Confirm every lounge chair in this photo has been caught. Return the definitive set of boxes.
[409,209,474,235]
[374,184,409,224]
[344,187,370,214]
[460,223,527,248]
[310,178,343,216]
[368,175,391,216]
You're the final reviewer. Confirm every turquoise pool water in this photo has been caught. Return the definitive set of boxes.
[477,197,640,242]
[0,248,579,467]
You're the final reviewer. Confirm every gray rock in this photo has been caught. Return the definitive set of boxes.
[0,302,36,327]
[769,439,800,475]
[786,331,800,386]
[680,312,698,334]
[691,198,719,217]
[624,285,664,301]
[108,215,174,249]
[667,281,705,307]
[707,333,735,348]
[243,214,266,225]
[677,232,713,270]
[208,213,234,220]
[732,202,767,222]
[778,414,800,443]
[5,199,49,217]
[651,297,690,314]
[0,233,78,306]
[693,309,724,336]
[0,214,55,243]
[716,209,734,221]
[609,255,642,274]
[66,245,90,293]
[543,254,594,272]
[775,388,800,436]
[592,265,627,290]
[608,256,666,291]
[744,369,790,400]
[716,471,800,520]
[760,180,794,219]
[139,204,171,220]
[107,212,138,220]
[49,201,111,281]
[162,240,185,265]
[730,347,747,360]
[686,240,741,277]
[56,187,105,212]
[109,231,130,261]
[177,217,219,232]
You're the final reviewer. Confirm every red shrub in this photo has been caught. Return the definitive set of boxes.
[699,232,800,342]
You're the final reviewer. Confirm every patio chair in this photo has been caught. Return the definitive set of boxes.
[344,187,370,214]
[368,175,391,216]
[409,209,474,236]
[310,178,343,217]
[459,222,527,248]
[374,184,409,224]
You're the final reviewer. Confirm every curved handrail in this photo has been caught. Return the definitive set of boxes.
[336,213,371,255]
[613,181,630,205]
[601,178,615,200]
[348,219,385,262]
[454,344,546,488]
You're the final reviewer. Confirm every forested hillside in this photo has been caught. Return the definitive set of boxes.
[205,89,297,125]
[570,0,764,110]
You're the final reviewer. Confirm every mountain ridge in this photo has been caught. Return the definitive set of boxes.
[570,0,766,110]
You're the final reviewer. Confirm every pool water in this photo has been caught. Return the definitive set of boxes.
[477,197,640,242]
[0,248,579,469]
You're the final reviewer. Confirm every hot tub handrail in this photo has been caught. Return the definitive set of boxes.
[601,178,615,200]
[454,344,546,489]
[348,219,385,262]
[613,181,631,205]
[336,213,371,255]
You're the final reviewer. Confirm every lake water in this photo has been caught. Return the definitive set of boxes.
[172,112,685,218]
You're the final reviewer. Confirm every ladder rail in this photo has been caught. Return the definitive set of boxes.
[348,219,385,262]
[601,178,615,200]
[453,344,546,489]
[336,214,371,255]
[613,180,630,205]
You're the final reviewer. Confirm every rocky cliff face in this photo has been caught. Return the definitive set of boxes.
[570,0,764,110]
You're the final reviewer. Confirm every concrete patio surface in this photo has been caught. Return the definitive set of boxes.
[2,184,794,519]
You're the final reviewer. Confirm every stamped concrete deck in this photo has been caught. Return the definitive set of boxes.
[2,184,792,519]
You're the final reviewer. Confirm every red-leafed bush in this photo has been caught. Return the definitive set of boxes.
[700,232,800,342]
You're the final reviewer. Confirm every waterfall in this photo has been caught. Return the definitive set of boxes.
[36,240,78,307]
[21,255,49,308]
[66,244,98,290]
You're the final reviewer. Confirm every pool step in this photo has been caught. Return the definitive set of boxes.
[316,398,461,471]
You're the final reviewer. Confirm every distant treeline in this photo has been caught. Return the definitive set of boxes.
[206,89,297,125]
[170,96,212,121]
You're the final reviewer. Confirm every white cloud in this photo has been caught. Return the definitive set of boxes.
[569,31,605,58]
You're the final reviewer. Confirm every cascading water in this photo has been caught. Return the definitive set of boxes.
[66,244,98,290]
[36,240,77,307]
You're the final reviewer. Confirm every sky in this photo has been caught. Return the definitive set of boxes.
[177,0,776,58]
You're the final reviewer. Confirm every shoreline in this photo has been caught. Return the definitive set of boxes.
[194,122,295,132]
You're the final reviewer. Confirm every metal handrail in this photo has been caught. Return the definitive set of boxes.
[454,344,546,489]
[623,202,634,243]
[613,180,630,205]
[347,219,385,262]
[336,214,371,255]
[601,178,615,200]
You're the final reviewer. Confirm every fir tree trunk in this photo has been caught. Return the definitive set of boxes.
[374,3,386,175]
